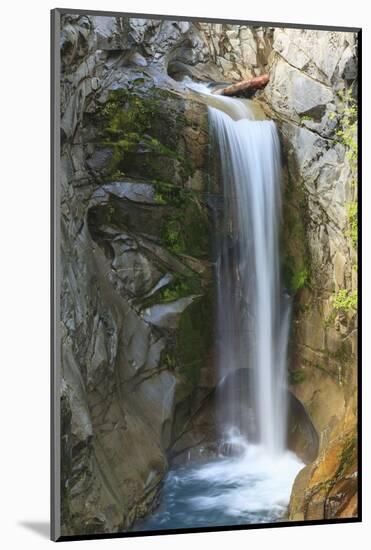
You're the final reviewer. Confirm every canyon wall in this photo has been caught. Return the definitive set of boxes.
[199,23,358,519]
[59,15,218,536]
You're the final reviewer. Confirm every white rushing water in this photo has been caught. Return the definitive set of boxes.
[195,84,290,456]
[136,84,303,532]
[137,434,303,531]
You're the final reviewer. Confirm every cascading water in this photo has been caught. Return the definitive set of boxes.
[136,84,303,532]
[209,94,289,455]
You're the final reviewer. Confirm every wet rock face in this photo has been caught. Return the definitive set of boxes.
[60,14,216,536]
[204,23,358,519]
[261,29,358,519]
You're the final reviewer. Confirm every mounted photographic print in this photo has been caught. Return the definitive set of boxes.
[51,8,361,541]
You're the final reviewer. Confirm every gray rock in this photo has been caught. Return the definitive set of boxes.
[129,52,148,67]
[142,296,198,329]
[107,181,156,203]
[267,62,333,121]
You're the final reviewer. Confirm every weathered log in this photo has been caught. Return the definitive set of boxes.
[213,74,269,97]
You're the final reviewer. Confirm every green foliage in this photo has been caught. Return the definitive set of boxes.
[336,90,358,250]
[333,289,358,312]
[281,183,311,297]
[160,278,197,302]
[299,114,313,124]
[162,352,176,370]
[110,169,126,179]
[282,255,309,294]
[97,89,187,178]
[148,137,179,159]
[289,369,306,385]
[162,220,186,255]
[347,201,358,248]
[158,188,209,259]
[101,92,155,142]
[336,89,358,171]
[153,181,188,207]
[140,273,201,310]
[291,266,309,293]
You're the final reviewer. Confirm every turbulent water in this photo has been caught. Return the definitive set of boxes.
[136,83,302,531]
[137,435,303,531]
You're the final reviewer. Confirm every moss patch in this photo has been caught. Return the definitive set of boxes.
[91,88,197,184]
[289,369,307,385]
[176,290,213,387]
[159,191,210,259]
[280,173,310,296]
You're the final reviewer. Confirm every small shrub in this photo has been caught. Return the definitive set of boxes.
[291,266,309,294]
[336,89,358,171]
[333,289,358,312]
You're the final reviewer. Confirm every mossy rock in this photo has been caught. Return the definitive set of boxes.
[88,87,202,186]
[178,290,212,374]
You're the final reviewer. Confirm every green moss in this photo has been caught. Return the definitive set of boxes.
[162,352,176,370]
[153,181,188,207]
[95,89,188,178]
[282,255,309,294]
[176,291,212,386]
[161,219,186,255]
[336,436,357,478]
[323,311,336,329]
[296,302,311,315]
[281,179,311,296]
[336,89,358,171]
[289,369,306,385]
[100,89,157,136]
[300,114,313,124]
[160,279,197,302]
[347,201,358,249]
[314,363,327,373]
[336,89,358,251]
[110,169,126,180]
[148,137,179,159]
[158,189,209,259]
[291,266,309,293]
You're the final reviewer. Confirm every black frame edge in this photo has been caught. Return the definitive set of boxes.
[57,517,361,543]
[51,7,61,543]
[356,27,362,524]
[53,7,361,32]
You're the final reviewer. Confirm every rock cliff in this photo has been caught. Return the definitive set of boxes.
[59,15,217,535]
[199,22,358,520]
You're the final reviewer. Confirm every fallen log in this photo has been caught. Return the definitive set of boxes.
[213,74,269,97]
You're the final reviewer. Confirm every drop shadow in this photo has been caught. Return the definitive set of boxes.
[18,521,49,539]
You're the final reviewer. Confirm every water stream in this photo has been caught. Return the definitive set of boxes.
[136,84,303,532]
[208,90,289,454]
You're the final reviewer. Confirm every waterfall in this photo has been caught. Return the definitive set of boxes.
[137,87,304,532]
[207,93,289,456]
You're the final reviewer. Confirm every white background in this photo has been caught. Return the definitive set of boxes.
[1,0,368,548]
